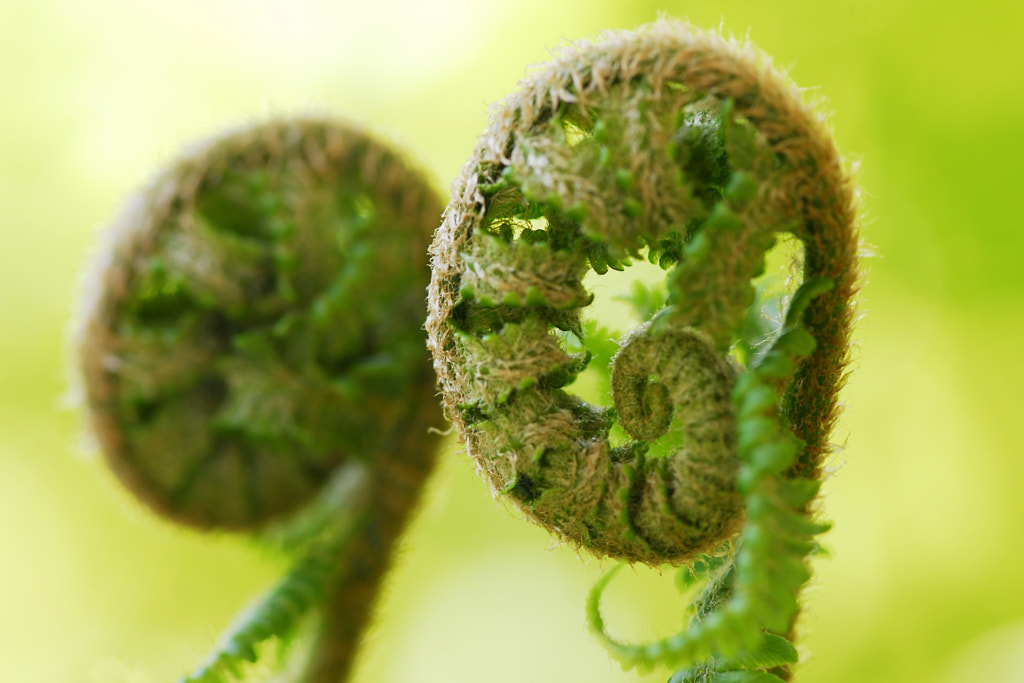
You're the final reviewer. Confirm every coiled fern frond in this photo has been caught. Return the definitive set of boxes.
[76,117,445,682]
[427,19,859,680]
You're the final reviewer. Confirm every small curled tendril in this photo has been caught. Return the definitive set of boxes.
[427,19,859,680]
[75,118,445,682]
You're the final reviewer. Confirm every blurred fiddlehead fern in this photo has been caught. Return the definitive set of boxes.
[427,19,859,682]
[75,118,445,682]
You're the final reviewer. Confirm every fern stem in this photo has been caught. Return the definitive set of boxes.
[302,377,442,682]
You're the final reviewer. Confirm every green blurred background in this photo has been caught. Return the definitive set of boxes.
[3,0,1023,681]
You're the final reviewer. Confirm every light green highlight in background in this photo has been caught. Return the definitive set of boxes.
[2,0,1023,681]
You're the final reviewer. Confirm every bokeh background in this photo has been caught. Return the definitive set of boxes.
[3,0,1023,681]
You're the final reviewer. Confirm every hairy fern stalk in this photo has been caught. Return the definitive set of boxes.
[427,19,860,682]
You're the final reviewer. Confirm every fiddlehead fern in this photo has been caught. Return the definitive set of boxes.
[75,117,445,681]
[427,19,858,680]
